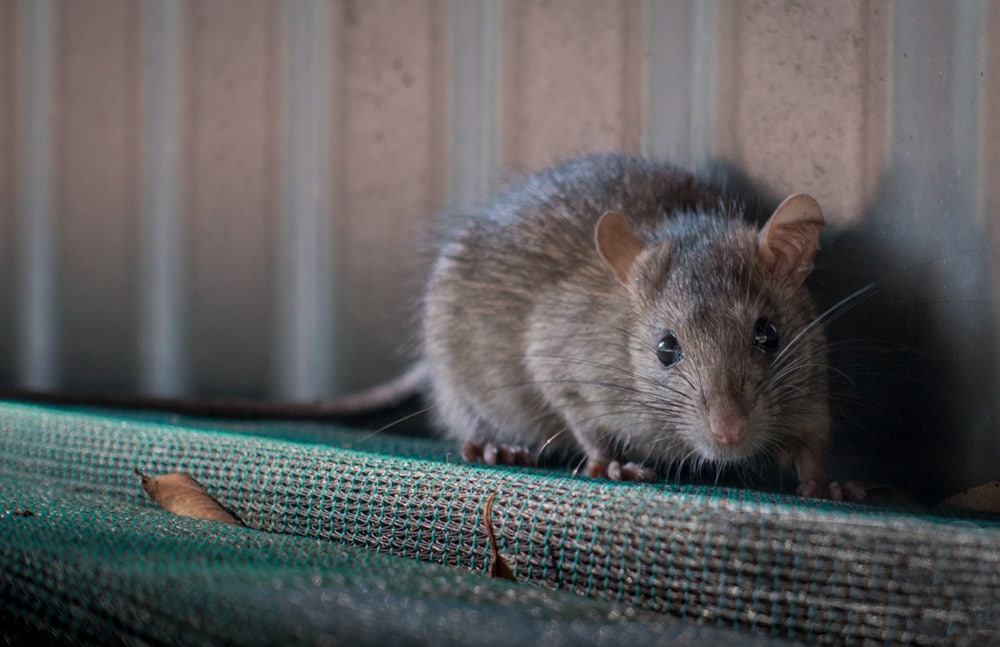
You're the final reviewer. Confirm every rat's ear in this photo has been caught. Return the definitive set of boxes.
[595,211,645,285]
[757,194,825,287]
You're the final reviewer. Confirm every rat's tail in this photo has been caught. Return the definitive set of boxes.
[308,361,429,416]
[0,362,430,421]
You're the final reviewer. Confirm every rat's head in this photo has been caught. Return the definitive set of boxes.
[595,195,829,469]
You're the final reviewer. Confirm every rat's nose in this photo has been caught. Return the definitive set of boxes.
[709,407,746,445]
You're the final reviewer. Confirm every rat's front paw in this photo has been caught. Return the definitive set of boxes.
[797,480,866,502]
[462,440,535,467]
[584,459,657,482]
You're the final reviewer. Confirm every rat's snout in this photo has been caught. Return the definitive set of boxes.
[707,403,747,446]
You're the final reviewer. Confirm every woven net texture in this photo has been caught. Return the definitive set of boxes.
[2,399,998,646]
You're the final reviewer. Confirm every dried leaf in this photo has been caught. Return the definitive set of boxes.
[939,480,1000,514]
[482,493,515,581]
[136,468,243,526]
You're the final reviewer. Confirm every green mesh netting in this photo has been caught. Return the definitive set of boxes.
[2,400,998,645]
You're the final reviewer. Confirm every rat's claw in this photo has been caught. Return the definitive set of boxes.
[842,481,867,502]
[797,480,867,502]
[584,459,609,479]
[461,441,483,462]
[585,459,657,482]
[498,444,534,466]
[797,480,839,500]
[618,461,658,482]
[464,441,535,467]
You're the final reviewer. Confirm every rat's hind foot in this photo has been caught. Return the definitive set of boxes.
[584,459,657,482]
[461,440,535,467]
[797,480,867,502]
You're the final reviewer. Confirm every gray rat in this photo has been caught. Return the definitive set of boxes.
[421,152,858,500]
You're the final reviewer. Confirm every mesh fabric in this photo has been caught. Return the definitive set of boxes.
[2,400,997,644]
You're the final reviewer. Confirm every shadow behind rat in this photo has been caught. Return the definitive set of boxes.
[810,171,1000,504]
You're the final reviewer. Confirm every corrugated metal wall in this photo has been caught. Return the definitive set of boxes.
[1,0,998,496]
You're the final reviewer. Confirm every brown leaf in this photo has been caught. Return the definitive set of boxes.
[482,493,515,581]
[136,468,243,526]
[939,480,1000,514]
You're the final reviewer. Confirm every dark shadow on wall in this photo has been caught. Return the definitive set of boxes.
[817,175,994,502]
[707,160,999,503]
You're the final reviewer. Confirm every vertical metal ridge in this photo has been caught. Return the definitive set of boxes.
[16,0,56,389]
[640,0,692,162]
[888,1,961,220]
[689,0,723,170]
[275,0,334,400]
[639,0,721,172]
[953,0,988,225]
[447,0,504,207]
[949,0,996,480]
[638,0,652,157]
[858,2,890,217]
[621,0,643,154]
[139,0,186,396]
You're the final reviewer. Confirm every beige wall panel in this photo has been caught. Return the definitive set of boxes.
[0,0,15,383]
[338,0,445,389]
[186,0,278,396]
[719,0,884,225]
[54,0,139,390]
[504,0,640,173]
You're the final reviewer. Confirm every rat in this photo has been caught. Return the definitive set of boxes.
[2,152,859,500]
[419,152,860,500]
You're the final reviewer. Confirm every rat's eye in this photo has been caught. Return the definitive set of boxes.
[656,332,683,368]
[752,318,779,353]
